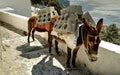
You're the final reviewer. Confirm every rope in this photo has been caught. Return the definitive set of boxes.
[80,24,84,44]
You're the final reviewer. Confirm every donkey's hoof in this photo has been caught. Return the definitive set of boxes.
[23,31,27,36]
[50,53,53,55]
[49,51,53,55]
[66,64,71,68]
[72,65,76,68]
[56,52,61,56]
[33,39,35,41]
[57,53,61,56]
[28,41,30,43]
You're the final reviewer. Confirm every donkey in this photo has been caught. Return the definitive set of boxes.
[27,16,58,43]
[49,18,103,68]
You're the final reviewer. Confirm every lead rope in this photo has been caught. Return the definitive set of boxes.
[80,24,84,44]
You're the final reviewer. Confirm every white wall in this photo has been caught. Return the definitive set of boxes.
[0,0,31,17]
[0,12,28,32]
[0,11,120,75]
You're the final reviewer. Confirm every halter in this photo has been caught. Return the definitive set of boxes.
[80,25,99,46]
[88,34,99,45]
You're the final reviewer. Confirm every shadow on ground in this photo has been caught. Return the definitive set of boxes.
[16,35,49,59]
[31,54,94,75]
[0,21,27,36]
[0,21,95,75]
[32,55,68,75]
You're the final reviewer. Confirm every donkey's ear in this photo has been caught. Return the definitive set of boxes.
[96,18,103,34]
[83,18,89,26]
[83,18,92,31]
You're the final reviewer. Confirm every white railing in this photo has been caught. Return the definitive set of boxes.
[0,11,120,75]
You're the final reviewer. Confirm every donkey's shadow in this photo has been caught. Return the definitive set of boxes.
[16,34,49,59]
[32,55,68,75]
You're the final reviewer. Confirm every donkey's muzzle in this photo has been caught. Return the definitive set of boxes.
[90,56,97,62]
[85,50,98,62]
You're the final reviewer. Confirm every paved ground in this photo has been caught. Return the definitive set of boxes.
[0,21,95,75]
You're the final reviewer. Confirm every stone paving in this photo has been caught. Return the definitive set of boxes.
[0,21,94,75]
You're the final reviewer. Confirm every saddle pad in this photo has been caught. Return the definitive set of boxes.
[51,30,76,49]
[34,24,51,31]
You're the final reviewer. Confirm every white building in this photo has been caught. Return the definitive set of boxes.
[0,0,31,17]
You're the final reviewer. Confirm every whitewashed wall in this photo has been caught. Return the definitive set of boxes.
[0,12,28,32]
[0,0,31,17]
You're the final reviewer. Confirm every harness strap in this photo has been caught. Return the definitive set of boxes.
[94,36,97,45]
[88,34,99,45]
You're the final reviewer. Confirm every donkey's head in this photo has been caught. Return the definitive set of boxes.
[83,18,103,62]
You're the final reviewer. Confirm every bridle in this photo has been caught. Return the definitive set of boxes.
[80,24,99,48]
[88,34,99,45]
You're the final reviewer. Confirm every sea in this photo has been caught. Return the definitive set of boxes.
[69,0,120,27]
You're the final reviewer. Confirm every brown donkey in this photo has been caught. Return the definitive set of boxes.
[27,16,58,43]
[49,18,103,68]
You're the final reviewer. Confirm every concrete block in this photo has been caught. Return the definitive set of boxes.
[37,7,58,25]
[53,13,78,34]
[53,5,83,34]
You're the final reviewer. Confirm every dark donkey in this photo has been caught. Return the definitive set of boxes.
[49,18,103,68]
[27,16,58,43]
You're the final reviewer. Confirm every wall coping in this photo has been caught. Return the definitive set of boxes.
[100,40,120,53]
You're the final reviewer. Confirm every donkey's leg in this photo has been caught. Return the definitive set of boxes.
[66,47,72,68]
[72,46,80,67]
[32,29,35,41]
[28,32,30,43]
[28,29,31,43]
[48,32,52,53]
[55,40,60,55]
